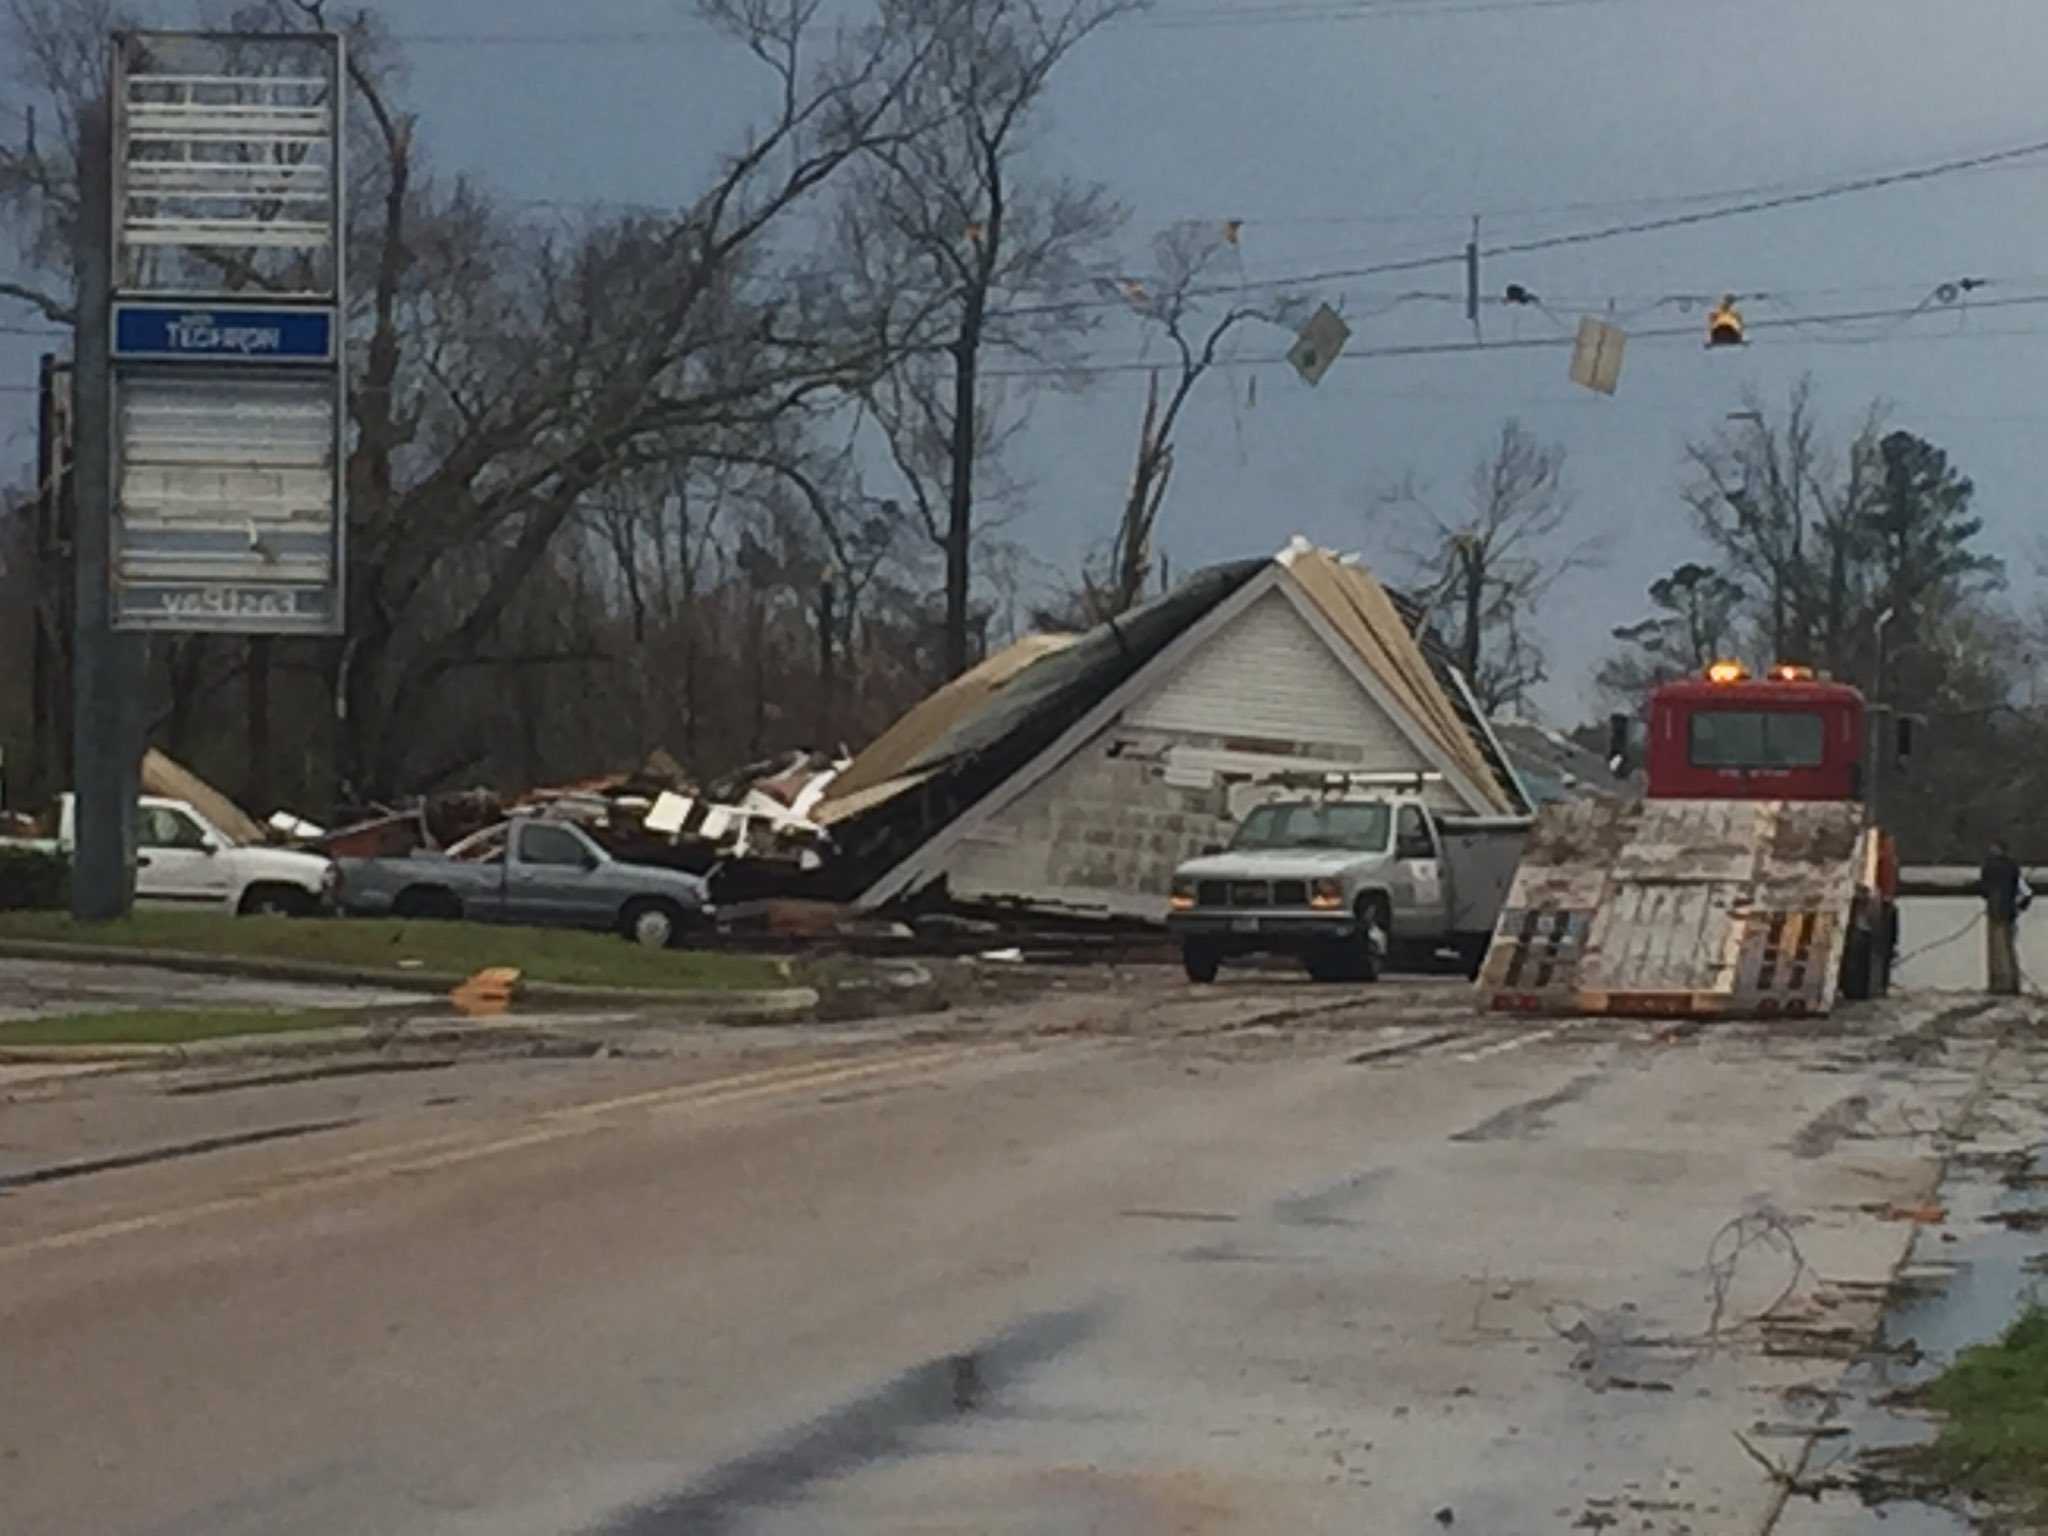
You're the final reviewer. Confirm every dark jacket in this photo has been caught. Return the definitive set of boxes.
[1981,851,2022,922]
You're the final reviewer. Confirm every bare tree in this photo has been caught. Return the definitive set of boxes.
[1594,561,1745,711]
[1682,377,1886,673]
[1077,220,1292,618]
[1384,419,1594,715]
[843,0,1137,679]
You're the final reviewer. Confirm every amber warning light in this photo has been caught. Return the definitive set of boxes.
[1706,660,1748,683]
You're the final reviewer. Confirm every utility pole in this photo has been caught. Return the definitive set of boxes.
[1868,606,1895,832]
[1464,216,1481,341]
[70,101,143,921]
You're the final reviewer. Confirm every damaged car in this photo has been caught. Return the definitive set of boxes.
[336,815,714,948]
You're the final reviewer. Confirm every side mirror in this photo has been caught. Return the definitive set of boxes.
[1201,843,1224,857]
[582,851,601,872]
[1607,712,1632,776]
[198,839,219,857]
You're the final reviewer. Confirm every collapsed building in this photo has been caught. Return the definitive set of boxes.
[806,538,1533,921]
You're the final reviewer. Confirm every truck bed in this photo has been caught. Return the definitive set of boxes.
[1478,798,1869,1018]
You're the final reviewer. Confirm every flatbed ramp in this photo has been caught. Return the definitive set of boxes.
[1478,798,1870,1018]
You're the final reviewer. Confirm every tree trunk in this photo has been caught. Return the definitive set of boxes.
[1460,546,1484,681]
[817,578,837,746]
[245,636,272,816]
[750,593,768,758]
[944,321,981,680]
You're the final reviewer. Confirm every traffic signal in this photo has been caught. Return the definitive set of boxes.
[1706,294,1745,347]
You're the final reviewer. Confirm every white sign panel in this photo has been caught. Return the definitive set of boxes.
[111,370,342,634]
[1288,303,1351,388]
[1568,316,1626,395]
[114,32,342,299]
[109,30,346,637]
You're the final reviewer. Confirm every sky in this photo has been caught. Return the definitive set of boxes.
[8,0,2048,724]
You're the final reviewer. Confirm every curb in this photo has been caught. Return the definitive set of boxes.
[0,991,826,1064]
[0,937,815,1013]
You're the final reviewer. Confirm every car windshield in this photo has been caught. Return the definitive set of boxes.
[1230,801,1391,853]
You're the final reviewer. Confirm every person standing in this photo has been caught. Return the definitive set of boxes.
[1980,840,2023,996]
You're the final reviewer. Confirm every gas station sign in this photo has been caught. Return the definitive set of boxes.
[108,31,345,636]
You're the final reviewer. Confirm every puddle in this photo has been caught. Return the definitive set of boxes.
[595,1305,1099,1535]
[1772,1146,2046,1534]
[1271,1166,1390,1228]
[1450,1072,1603,1143]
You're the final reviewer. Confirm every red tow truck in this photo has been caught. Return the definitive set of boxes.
[1478,661,1902,1019]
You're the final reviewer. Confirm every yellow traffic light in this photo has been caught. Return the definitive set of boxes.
[1706,293,1745,347]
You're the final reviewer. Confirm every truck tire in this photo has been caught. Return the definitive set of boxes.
[1839,926,1875,1001]
[1351,896,1388,984]
[393,886,462,921]
[1182,940,1222,985]
[1305,947,1352,984]
[622,897,687,950]
[238,884,312,918]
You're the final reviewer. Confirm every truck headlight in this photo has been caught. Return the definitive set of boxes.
[1309,878,1344,910]
[1169,878,1197,911]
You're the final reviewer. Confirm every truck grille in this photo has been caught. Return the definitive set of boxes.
[1197,879,1312,909]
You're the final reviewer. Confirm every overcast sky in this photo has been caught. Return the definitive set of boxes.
[8,0,2048,722]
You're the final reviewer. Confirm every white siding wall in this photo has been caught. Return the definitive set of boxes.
[1126,586,1432,766]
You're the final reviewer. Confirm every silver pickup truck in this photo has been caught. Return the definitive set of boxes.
[336,815,713,948]
[1166,795,1530,984]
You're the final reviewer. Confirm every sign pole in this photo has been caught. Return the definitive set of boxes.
[71,99,143,921]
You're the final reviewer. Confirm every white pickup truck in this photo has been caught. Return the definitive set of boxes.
[2,794,337,916]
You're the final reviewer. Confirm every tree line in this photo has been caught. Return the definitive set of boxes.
[1,0,1287,815]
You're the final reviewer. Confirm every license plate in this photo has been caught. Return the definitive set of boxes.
[1231,917,1260,935]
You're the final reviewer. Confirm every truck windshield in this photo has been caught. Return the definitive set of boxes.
[1231,801,1391,852]
[1689,710,1825,769]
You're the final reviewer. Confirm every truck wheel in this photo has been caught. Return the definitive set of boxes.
[1839,925,1875,1001]
[1182,940,1222,985]
[1351,896,1388,983]
[239,884,311,918]
[622,898,686,950]
[393,887,461,922]
[1305,947,1350,984]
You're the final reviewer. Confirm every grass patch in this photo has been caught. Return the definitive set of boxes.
[1910,1304,2048,1522]
[0,1007,361,1047]
[0,910,786,993]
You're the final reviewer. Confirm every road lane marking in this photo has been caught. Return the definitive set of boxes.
[1456,1027,1560,1062]
[0,1044,985,1263]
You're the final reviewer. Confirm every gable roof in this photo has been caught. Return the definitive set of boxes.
[1280,543,1526,814]
[822,633,1078,809]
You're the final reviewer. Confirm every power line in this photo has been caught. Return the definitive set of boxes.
[1480,135,2048,260]
[976,290,2048,379]
[391,0,1664,46]
[986,134,2048,324]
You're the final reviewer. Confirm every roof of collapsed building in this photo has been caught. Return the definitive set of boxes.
[1486,719,1634,805]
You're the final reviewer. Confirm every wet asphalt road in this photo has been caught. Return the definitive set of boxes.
[1,976,2039,1536]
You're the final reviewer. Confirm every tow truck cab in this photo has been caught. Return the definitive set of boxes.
[1643,662,1868,802]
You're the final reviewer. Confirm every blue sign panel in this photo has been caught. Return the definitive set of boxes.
[113,303,335,364]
